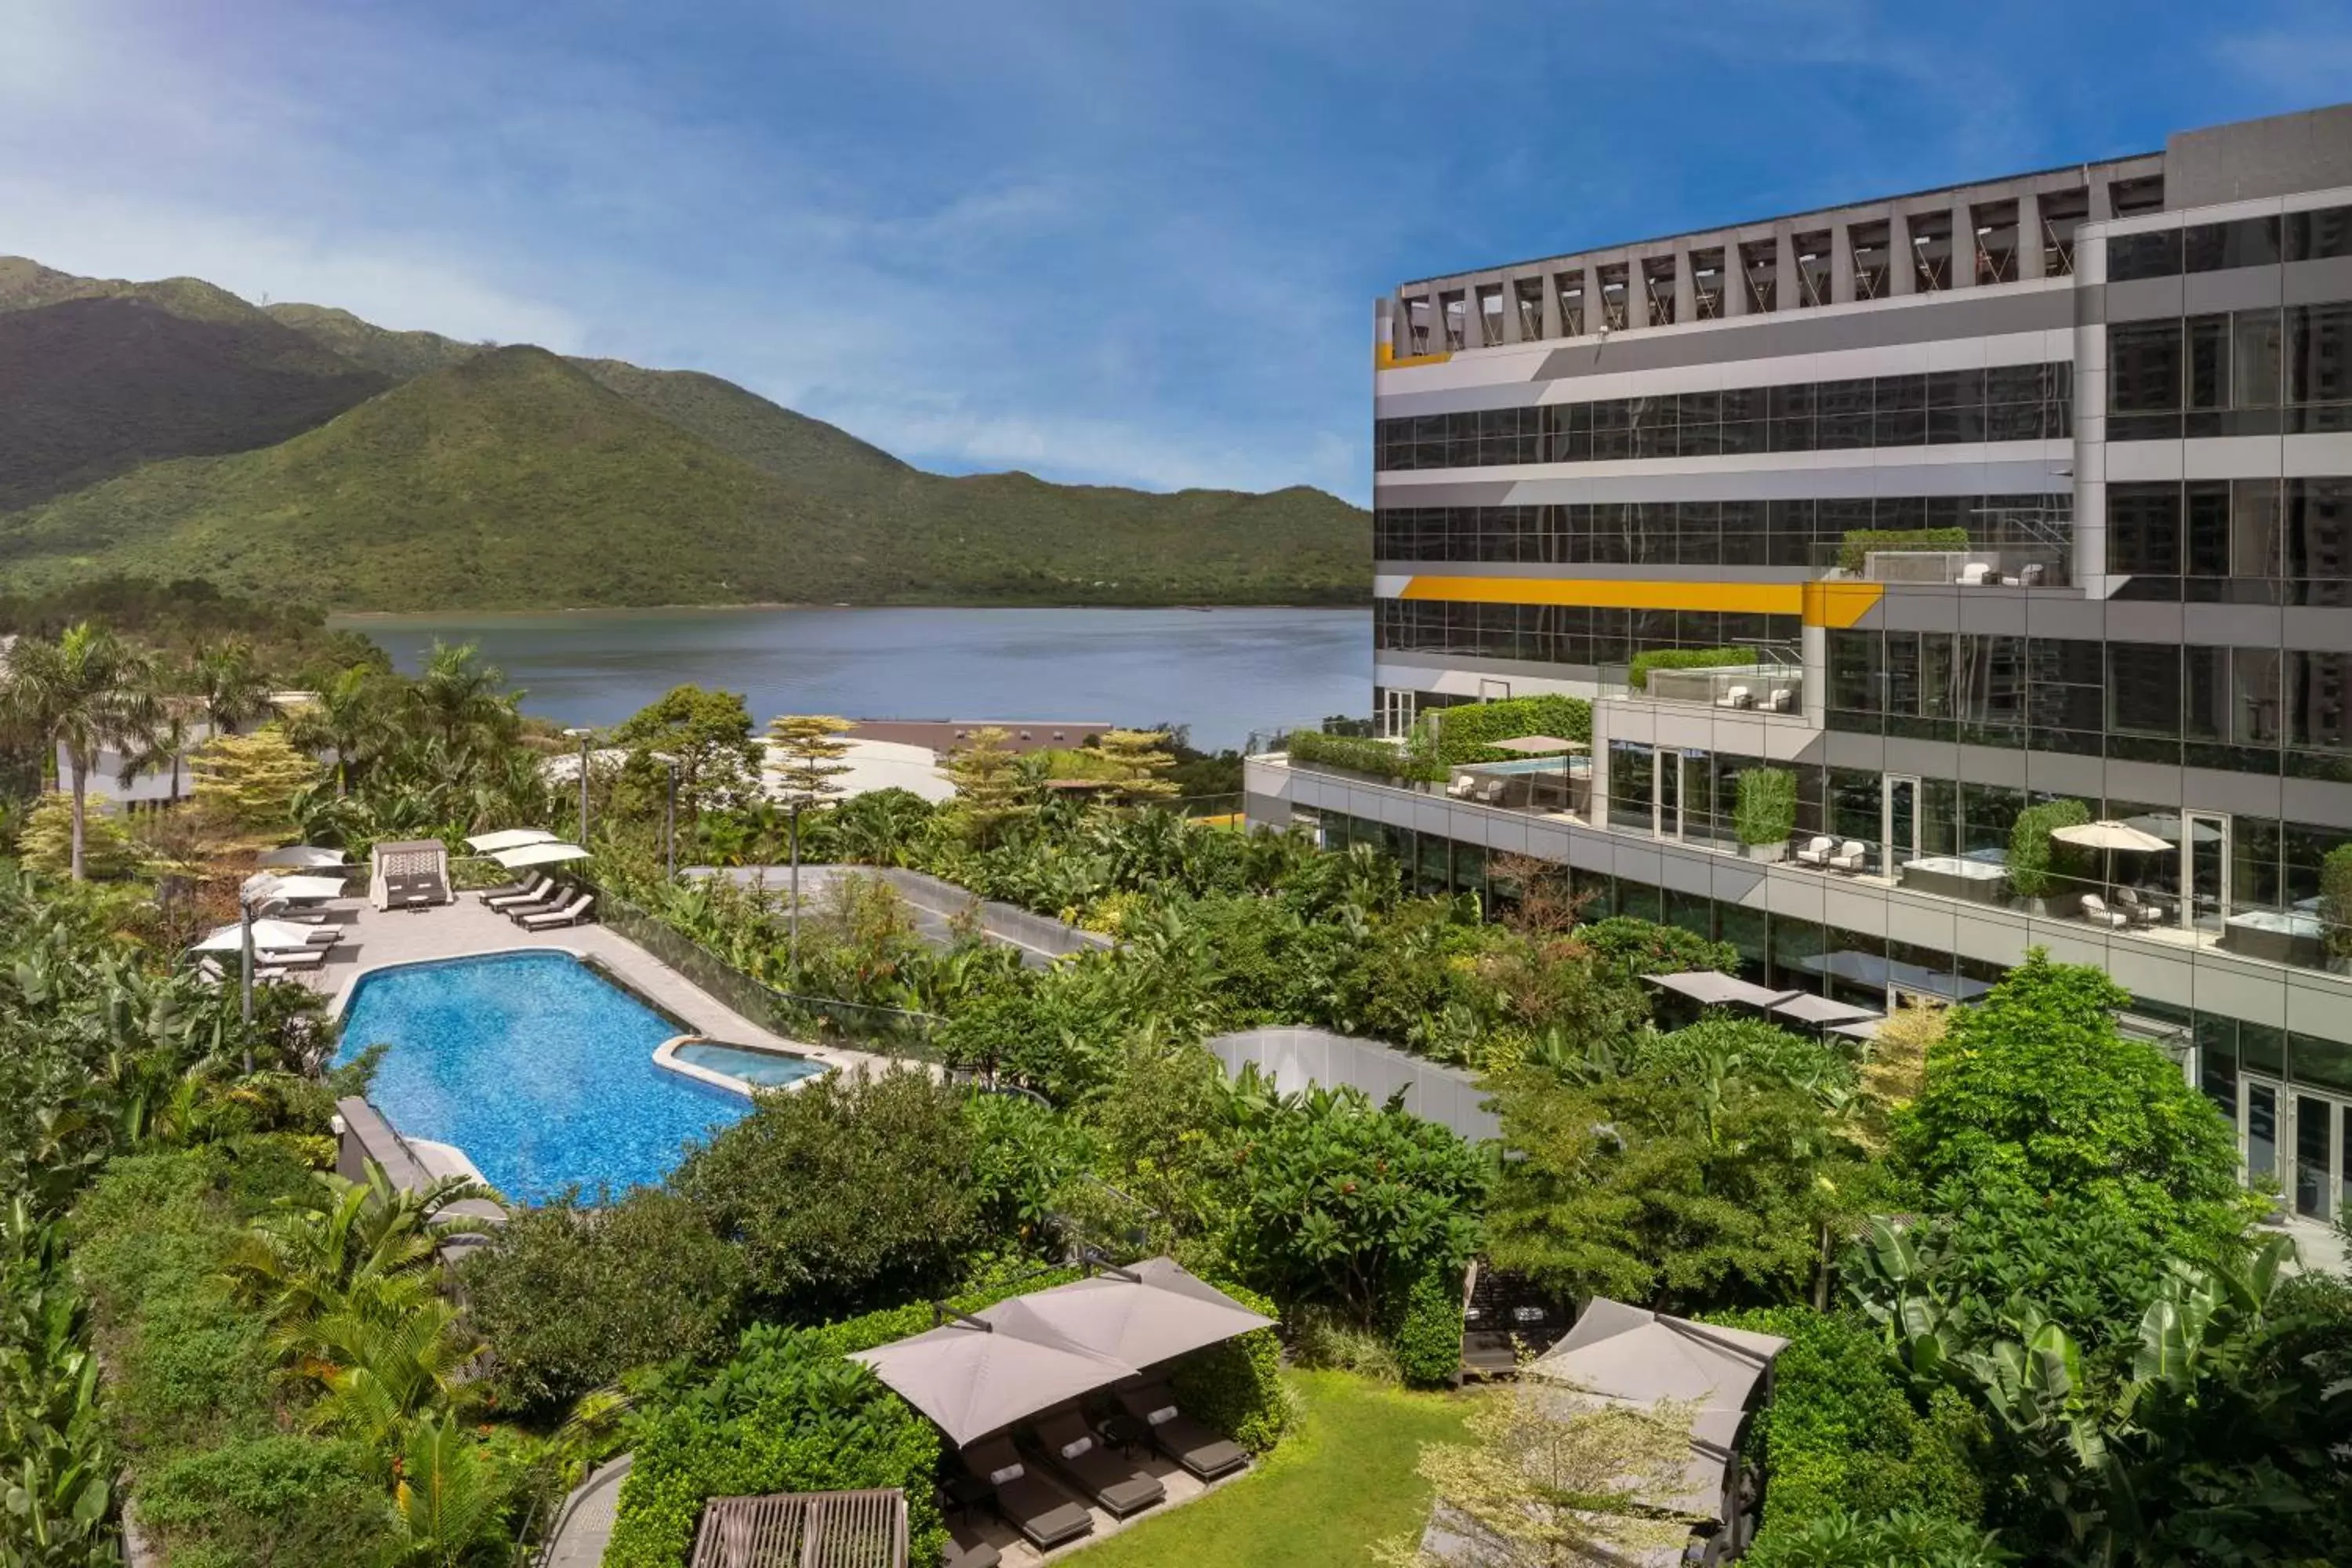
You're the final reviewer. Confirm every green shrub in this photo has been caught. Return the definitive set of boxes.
[1289,1304,1404,1382]
[1389,1261,1466,1388]
[1835,528,1973,574]
[2321,842,2352,959]
[1745,1508,2012,1568]
[1425,695,1593,765]
[1287,728,1446,783]
[1576,916,1738,978]
[135,1434,394,1568]
[1628,647,1749,691]
[2005,798,2089,899]
[1706,1308,1983,1549]
[1736,767,1799,848]
[606,1334,946,1568]
[1170,1279,1291,1452]
[460,1188,746,1417]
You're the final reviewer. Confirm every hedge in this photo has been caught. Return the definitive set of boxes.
[1287,728,1446,783]
[1836,528,1972,574]
[1704,1308,1983,1559]
[2006,797,2090,900]
[2321,843,2352,959]
[1426,695,1593,765]
[1388,1263,1467,1388]
[1169,1278,1291,1451]
[1628,647,1751,691]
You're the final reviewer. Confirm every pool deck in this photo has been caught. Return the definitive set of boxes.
[296,892,897,1082]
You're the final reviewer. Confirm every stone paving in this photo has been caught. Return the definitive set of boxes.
[294,888,893,1081]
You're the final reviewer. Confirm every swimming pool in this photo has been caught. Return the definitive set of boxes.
[670,1040,828,1090]
[335,950,750,1203]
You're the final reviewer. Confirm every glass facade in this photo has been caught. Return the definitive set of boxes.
[1374,494,2071,567]
[2106,299,2352,439]
[1378,599,1799,669]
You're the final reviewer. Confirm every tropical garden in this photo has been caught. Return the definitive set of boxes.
[2,580,2347,1568]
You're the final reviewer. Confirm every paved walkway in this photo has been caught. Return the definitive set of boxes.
[296,891,893,1081]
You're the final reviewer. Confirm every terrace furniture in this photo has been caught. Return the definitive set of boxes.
[2078,894,2132,930]
[2220,908,2328,965]
[1955,561,1997,585]
[2115,887,2168,924]
[1114,1383,1249,1481]
[1826,840,1867,873]
[942,1525,1000,1568]
[1762,685,1797,713]
[517,894,595,931]
[1472,778,1506,805]
[2019,562,2048,586]
[958,1438,1093,1552]
[1715,685,1752,710]
[254,946,328,970]
[483,873,554,909]
[1029,1410,1165,1518]
[1794,836,1836,868]
[1445,775,1474,800]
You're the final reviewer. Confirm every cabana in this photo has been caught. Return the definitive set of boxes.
[1524,1298,1788,1550]
[370,839,451,912]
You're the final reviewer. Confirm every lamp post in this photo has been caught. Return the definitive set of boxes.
[652,750,679,882]
[788,800,801,973]
[564,727,593,845]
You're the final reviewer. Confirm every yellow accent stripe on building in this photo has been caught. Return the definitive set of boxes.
[1375,342,1451,370]
[1397,576,1804,615]
[1801,580,1885,629]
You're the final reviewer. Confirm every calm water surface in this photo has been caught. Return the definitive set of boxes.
[335,605,1370,752]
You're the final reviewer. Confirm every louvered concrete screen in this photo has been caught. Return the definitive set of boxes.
[688,1489,909,1568]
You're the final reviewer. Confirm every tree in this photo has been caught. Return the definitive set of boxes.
[17,791,140,880]
[0,622,160,880]
[1096,727,1178,803]
[280,663,391,797]
[939,726,1033,846]
[405,641,520,765]
[1375,1383,1702,1567]
[191,639,273,735]
[767,713,855,966]
[613,684,761,819]
[190,729,324,845]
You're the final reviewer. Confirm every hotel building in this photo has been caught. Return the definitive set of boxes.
[1245,103,2352,1219]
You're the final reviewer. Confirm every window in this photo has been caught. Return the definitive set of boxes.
[2237,310,2284,408]
[2108,644,2182,735]
[2286,479,2352,593]
[2288,302,2352,412]
[2183,216,2280,273]
[2186,315,2230,411]
[2110,321,2181,412]
[2288,651,2352,752]
[2287,205,2352,262]
[2108,228,2181,282]
[2107,484,2180,574]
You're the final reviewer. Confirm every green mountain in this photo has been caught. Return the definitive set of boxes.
[0,258,1368,611]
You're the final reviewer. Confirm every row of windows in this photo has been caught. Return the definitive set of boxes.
[1374,494,2071,566]
[1374,364,2073,470]
[2107,479,2352,598]
[1826,629,2352,772]
[2107,303,2352,439]
[2106,207,2352,282]
[1377,598,1798,668]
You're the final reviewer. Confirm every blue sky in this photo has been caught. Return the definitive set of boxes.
[6,2,2347,503]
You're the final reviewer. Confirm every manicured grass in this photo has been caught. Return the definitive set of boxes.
[1071,1370,1471,1568]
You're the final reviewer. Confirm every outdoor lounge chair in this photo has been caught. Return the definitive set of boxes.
[1715,685,1752,709]
[483,873,553,909]
[1030,1410,1165,1518]
[2079,894,2131,930]
[1955,561,1997,585]
[1763,686,1796,712]
[1115,1383,1249,1481]
[1472,778,1505,805]
[959,1438,1092,1552]
[1445,775,1474,800]
[941,1523,1000,1568]
[2116,887,2167,924]
[1794,835,1835,867]
[255,946,328,970]
[1826,840,1867,873]
[517,894,594,931]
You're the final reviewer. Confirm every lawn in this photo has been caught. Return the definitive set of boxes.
[1070,1370,1471,1568]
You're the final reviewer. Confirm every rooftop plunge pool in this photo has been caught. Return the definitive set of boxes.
[334,950,816,1203]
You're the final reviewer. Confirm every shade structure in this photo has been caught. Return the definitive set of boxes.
[851,1258,1274,1448]
[2121,812,2222,846]
[1485,735,1584,756]
[255,844,350,869]
[986,1257,1275,1369]
[1642,971,1796,1011]
[1769,992,1882,1027]
[466,827,558,853]
[2051,819,2172,854]
[492,840,591,869]
[242,873,347,904]
[191,919,325,953]
[1826,1017,1884,1042]
[1526,1298,1788,1521]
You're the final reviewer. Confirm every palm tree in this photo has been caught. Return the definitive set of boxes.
[0,623,160,880]
[192,639,274,736]
[282,663,390,797]
[408,642,519,766]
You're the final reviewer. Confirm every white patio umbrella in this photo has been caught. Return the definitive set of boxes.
[465,827,558,854]
[491,840,591,869]
[241,873,347,904]
[255,844,350,869]
[191,920,324,953]
[2052,819,2172,899]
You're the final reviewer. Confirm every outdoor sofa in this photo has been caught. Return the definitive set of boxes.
[1029,1409,1165,1518]
[1114,1382,1248,1480]
[958,1436,1092,1551]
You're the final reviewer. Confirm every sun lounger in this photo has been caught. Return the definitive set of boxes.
[483,873,553,909]
[942,1523,1000,1568]
[255,946,328,970]
[500,881,570,918]
[1030,1410,1164,1518]
[1115,1383,1249,1481]
[517,894,594,931]
[960,1438,1091,1552]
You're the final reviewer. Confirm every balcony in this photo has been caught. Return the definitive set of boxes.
[1813,541,2072,589]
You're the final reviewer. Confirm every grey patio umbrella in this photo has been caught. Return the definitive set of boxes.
[989,1258,1274,1369]
[849,1314,1132,1450]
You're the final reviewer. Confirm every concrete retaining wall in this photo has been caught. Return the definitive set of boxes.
[869,867,1113,960]
[1207,1027,1501,1142]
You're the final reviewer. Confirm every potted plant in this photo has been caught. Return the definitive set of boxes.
[2006,798,2090,915]
[2320,842,2352,973]
[1733,768,1798,863]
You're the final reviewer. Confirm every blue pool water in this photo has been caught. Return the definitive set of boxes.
[336,951,747,1203]
[673,1040,826,1088]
